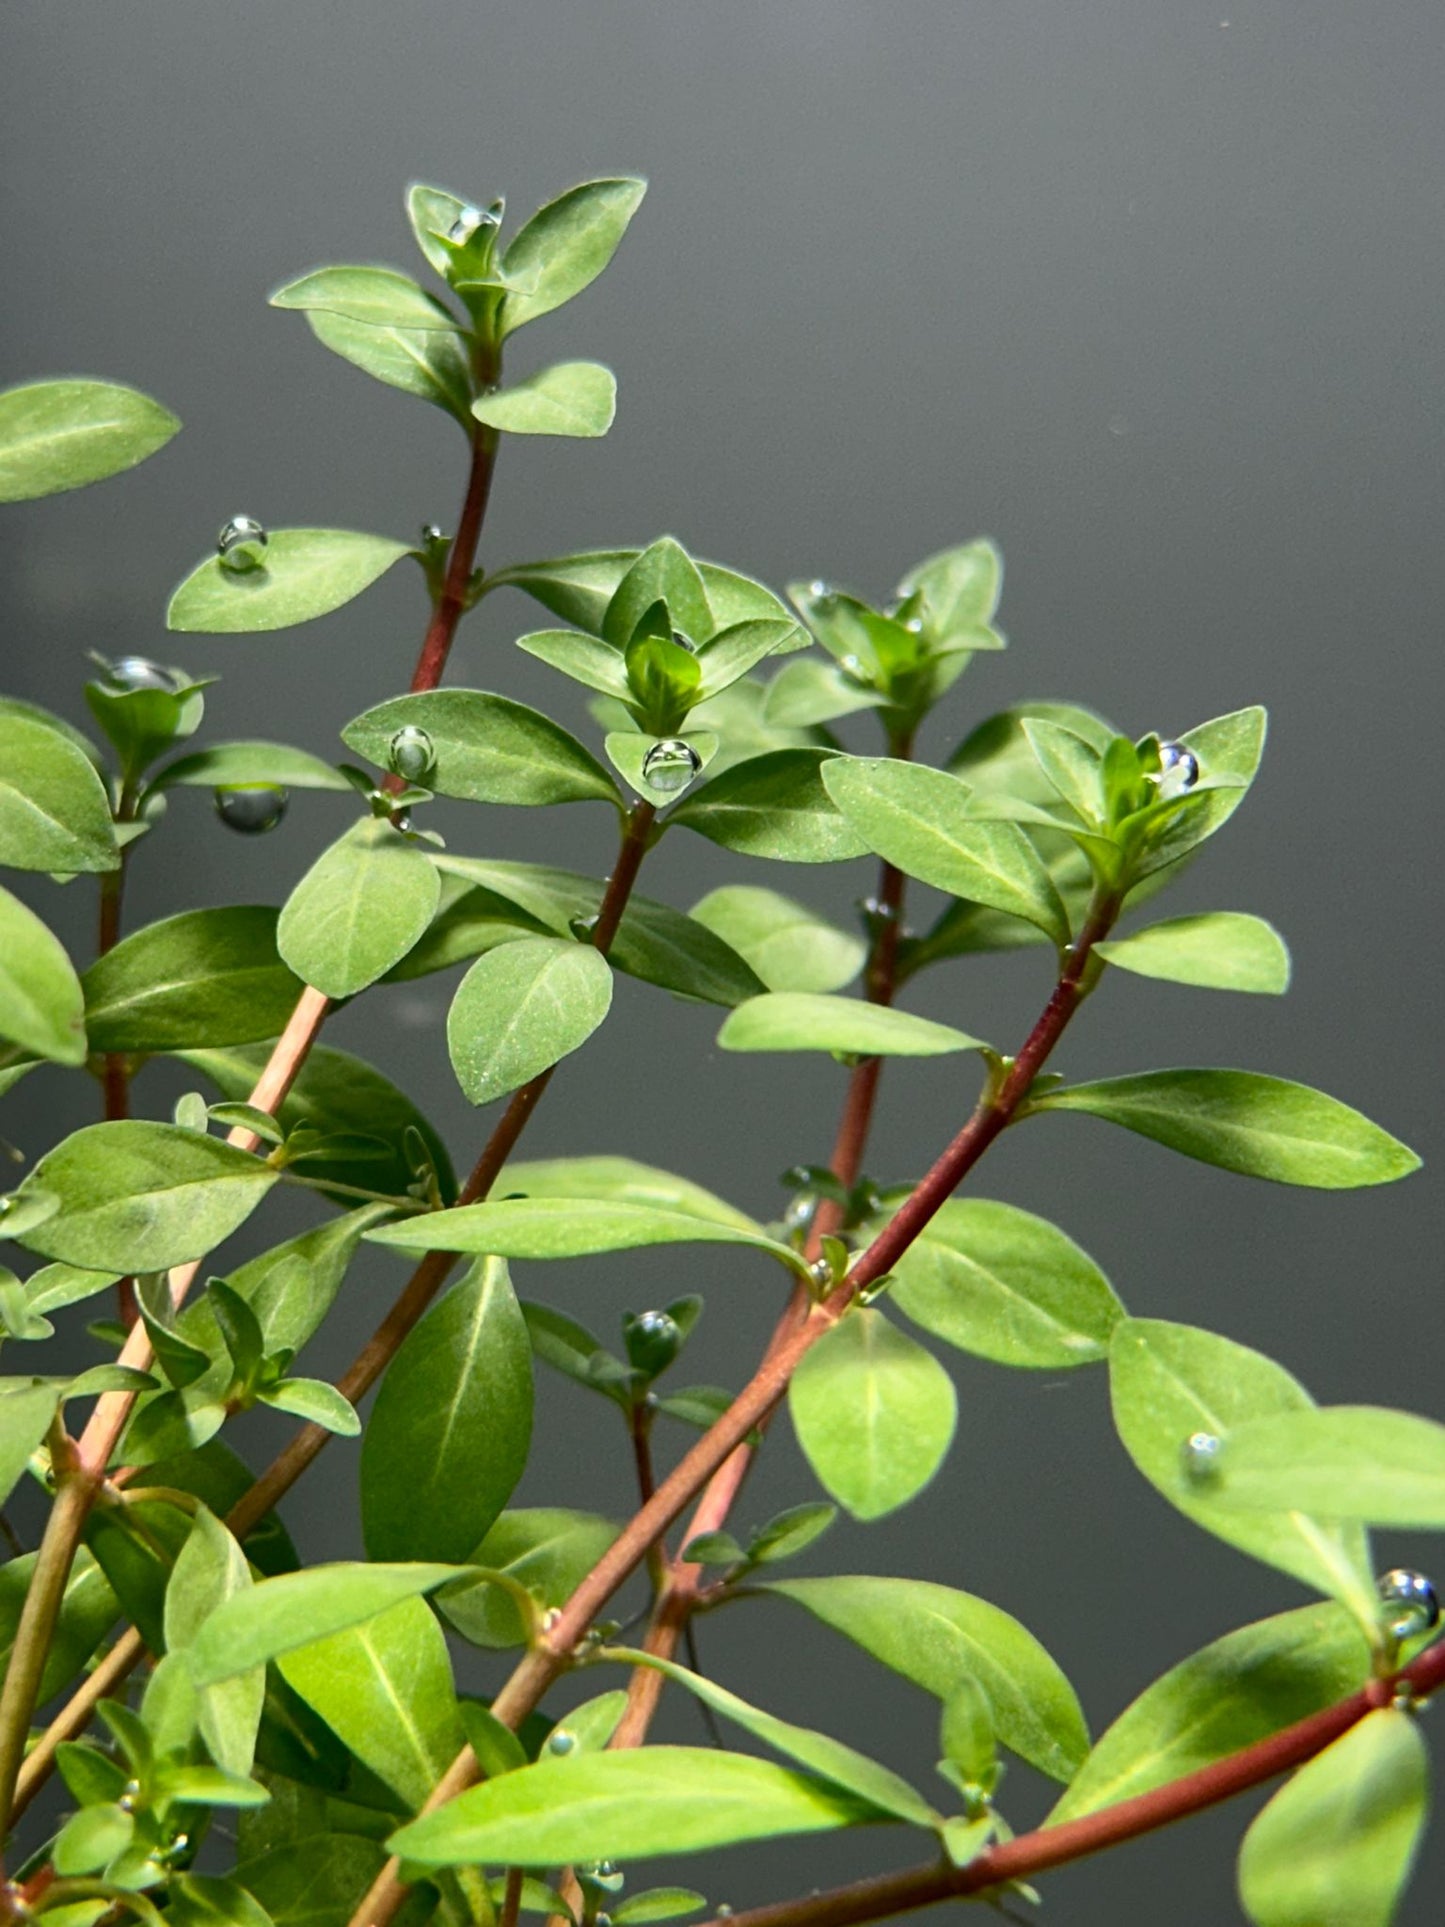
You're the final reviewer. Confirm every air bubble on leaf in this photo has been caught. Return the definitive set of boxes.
[805,580,835,603]
[839,654,873,684]
[388,726,436,782]
[904,617,924,635]
[1378,1568,1441,1640]
[106,655,184,694]
[546,1729,578,1756]
[1155,740,1200,797]
[216,515,269,574]
[1180,1430,1223,1484]
[641,739,702,794]
[214,784,288,835]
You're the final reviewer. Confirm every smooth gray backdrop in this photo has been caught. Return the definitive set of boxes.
[3,3,1442,1920]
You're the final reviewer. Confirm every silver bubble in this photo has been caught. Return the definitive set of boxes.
[1378,1568,1441,1640]
[107,656,183,694]
[388,726,436,782]
[1156,740,1200,795]
[217,515,269,574]
[214,784,287,835]
[447,203,500,245]
[641,738,702,794]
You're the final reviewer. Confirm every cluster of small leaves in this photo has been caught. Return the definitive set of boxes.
[0,171,1436,1927]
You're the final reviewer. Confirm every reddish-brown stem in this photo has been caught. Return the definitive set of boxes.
[497,1866,524,1927]
[97,798,138,1322]
[689,1644,1445,1927]
[406,427,500,700]
[352,894,1119,1927]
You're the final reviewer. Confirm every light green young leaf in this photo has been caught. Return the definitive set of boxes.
[0,1381,61,1508]
[439,1508,620,1649]
[671,749,868,862]
[499,1155,763,1233]
[604,730,717,806]
[1127,705,1268,882]
[612,1892,706,1925]
[605,1649,938,1827]
[762,657,888,728]
[494,547,797,640]
[184,1562,463,1685]
[367,1197,804,1273]
[389,1745,875,1868]
[1211,1406,1445,1529]
[822,757,1069,943]
[500,178,648,335]
[1109,1318,1375,1617]
[14,1120,276,1272]
[947,699,1114,789]
[762,1575,1089,1781]
[52,1801,134,1876]
[896,540,1003,637]
[361,1256,532,1563]
[433,854,764,1007]
[0,378,179,501]
[1047,1602,1372,1824]
[381,873,551,982]
[1237,1709,1428,1927]
[257,1378,360,1435]
[0,711,118,874]
[472,362,616,438]
[168,530,411,634]
[0,886,87,1064]
[84,906,305,1052]
[1094,913,1290,994]
[789,1311,957,1521]
[306,309,473,423]
[406,181,475,275]
[689,886,865,994]
[888,1198,1123,1369]
[151,742,351,793]
[1032,1069,1420,1188]
[696,620,805,700]
[165,1506,264,1776]
[342,690,618,807]
[277,818,440,998]
[447,937,613,1106]
[1021,718,1105,824]
[516,628,632,702]
[718,992,984,1059]
[277,1595,464,1812]
[270,266,459,331]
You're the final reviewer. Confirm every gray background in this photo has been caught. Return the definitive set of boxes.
[2,1,1442,1919]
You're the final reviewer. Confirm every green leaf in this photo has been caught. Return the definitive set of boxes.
[361,1257,532,1563]
[432,855,764,1007]
[277,1595,464,1811]
[380,873,551,982]
[1109,1318,1375,1616]
[760,1575,1089,1781]
[151,742,351,793]
[278,818,440,999]
[688,887,865,994]
[0,378,178,500]
[166,1875,276,1927]
[390,1744,875,1868]
[498,1155,763,1233]
[341,690,617,807]
[14,1120,276,1272]
[53,1800,135,1876]
[185,1562,463,1686]
[271,266,458,332]
[696,620,805,700]
[612,1892,706,1924]
[1094,913,1290,994]
[747,1502,838,1565]
[604,730,716,806]
[888,1199,1123,1370]
[166,1506,265,1776]
[602,537,714,647]
[671,749,867,862]
[367,1197,803,1272]
[495,547,796,640]
[446,937,613,1106]
[0,711,118,874]
[1210,1406,1445,1529]
[84,907,305,1052]
[1033,1070,1420,1188]
[1129,706,1268,882]
[500,178,647,334]
[0,886,86,1064]
[439,1508,620,1649]
[1047,1601,1372,1824]
[167,530,411,635]
[516,628,632,702]
[258,1379,360,1435]
[718,993,984,1058]
[789,1311,956,1520]
[0,1380,61,1507]
[236,1836,383,1927]
[305,310,473,424]
[763,657,887,728]
[176,1044,456,1213]
[897,540,1003,638]
[822,758,1069,943]
[607,1649,937,1826]
[472,362,616,438]
[1021,717,1105,824]
[1237,1709,1428,1927]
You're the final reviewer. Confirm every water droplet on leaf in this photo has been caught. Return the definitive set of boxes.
[641,739,702,794]
[671,629,698,655]
[624,1308,681,1377]
[1378,1568,1441,1640]
[569,913,601,943]
[1155,741,1200,795]
[388,725,436,782]
[448,203,500,245]
[807,1256,834,1290]
[106,656,184,694]
[1180,1430,1223,1484]
[214,784,288,835]
[217,515,269,574]
[839,654,872,684]
[546,1729,577,1756]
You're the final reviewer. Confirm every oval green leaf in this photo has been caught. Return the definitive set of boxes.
[671,749,868,862]
[0,711,118,874]
[1094,913,1291,994]
[167,529,411,634]
[718,992,984,1058]
[1212,1405,1445,1529]
[270,266,458,332]
[342,689,617,807]
[84,906,305,1052]
[306,309,473,423]
[0,886,87,1064]
[151,741,351,793]
[689,886,865,994]
[366,1196,803,1272]
[439,1508,621,1649]
[472,362,616,438]
[278,818,440,999]
[499,178,648,335]
[0,378,179,501]
[447,937,612,1106]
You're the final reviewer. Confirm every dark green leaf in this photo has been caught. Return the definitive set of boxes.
[762,1575,1089,1781]
[235,1835,383,1927]
[1094,913,1290,994]
[0,1380,61,1507]
[1033,1070,1420,1188]
[0,378,178,500]
[277,819,440,998]
[747,1502,838,1565]
[0,885,87,1063]
[0,711,118,874]
[342,690,617,807]
[168,531,411,635]
[671,749,867,862]
[84,907,304,1052]
[446,938,613,1105]
[439,1508,620,1648]
[361,1257,532,1563]
[718,993,984,1058]
[500,178,648,334]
